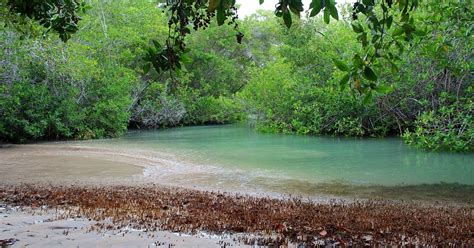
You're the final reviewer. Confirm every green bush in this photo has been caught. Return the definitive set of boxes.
[403,92,473,152]
[238,61,374,137]
[0,31,133,142]
[178,86,244,125]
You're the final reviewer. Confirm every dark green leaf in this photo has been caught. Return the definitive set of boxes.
[328,4,338,20]
[216,7,226,25]
[283,12,292,28]
[353,54,364,69]
[289,0,304,15]
[363,91,373,104]
[386,16,393,29]
[143,63,151,74]
[362,0,374,5]
[333,58,349,71]
[309,0,323,17]
[363,66,377,81]
[323,8,330,24]
[399,0,408,12]
[339,73,351,90]
[351,23,363,33]
[152,39,161,49]
[392,27,404,36]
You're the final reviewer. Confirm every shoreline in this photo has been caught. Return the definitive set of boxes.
[1,144,473,205]
[1,183,473,246]
[1,143,473,246]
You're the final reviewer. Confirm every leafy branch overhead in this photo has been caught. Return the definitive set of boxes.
[4,0,90,42]
[4,0,421,96]
[340,0,421,99]
[148,0,343,73]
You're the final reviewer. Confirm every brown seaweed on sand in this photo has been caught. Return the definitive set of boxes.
[0,184,472,246]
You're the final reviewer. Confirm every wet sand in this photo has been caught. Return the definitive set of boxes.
[0,144,148,185]
[1,144,473,246]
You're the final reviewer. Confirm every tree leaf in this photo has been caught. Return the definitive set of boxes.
[363,91,373,104]
[309,0,323,17]
[399,0,408,12]
[143,63,151,74]
[329,4,338,20]
[363,66,377,81]
[289,0,304,15]
[333,58,349,71]
[283,12,292,28]
[358,32,368,47]
[339,73,351,90]
[323,8,330,24]
[351,23,363,33]
[352,54,364,69]
[152,39,161,49]
[216,7,226,25]
[389,60,398,73]
[393,27,404,36]
[386,15,393,29]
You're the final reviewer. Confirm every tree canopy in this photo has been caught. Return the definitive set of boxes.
[1,0,472,151]
[3,0,426,95]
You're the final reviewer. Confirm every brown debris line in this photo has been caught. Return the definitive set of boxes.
[0,184,473,246]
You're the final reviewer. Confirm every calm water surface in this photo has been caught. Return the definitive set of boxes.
[60,125,474,201]
[91,125,474,184]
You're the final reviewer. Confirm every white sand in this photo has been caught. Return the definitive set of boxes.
[0,206,249,247]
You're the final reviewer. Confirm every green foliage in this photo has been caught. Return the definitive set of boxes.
[82,68,133,138]
[175,87,244,125]
[0,80,74,142]
[134,0,420,85]
[238,59,370,137]
[3,0,88,41]
[238,6,473,151]
[2,0,436,98]
[0,6,134,142]
[1,0,472,153]
[403,92,473,152]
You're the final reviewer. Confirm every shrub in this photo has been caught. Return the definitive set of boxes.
[403,92,473,152]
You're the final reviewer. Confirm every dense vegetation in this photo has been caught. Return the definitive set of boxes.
[0,0,472,151]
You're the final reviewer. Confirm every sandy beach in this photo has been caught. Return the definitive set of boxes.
[0,144,248,247]
[1,144,473,247]
[1,206,247,247]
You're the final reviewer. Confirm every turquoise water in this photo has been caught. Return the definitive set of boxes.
[80,124,473,201]
[115,125,473,185]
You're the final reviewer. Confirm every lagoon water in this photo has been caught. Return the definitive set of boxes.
[2,124,473,201]
[111,125,474,185]
[68,124,473,202]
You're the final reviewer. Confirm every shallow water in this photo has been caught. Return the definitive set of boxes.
[68,124,473,201]
[1,124,473,202]
[107,125,473,184]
